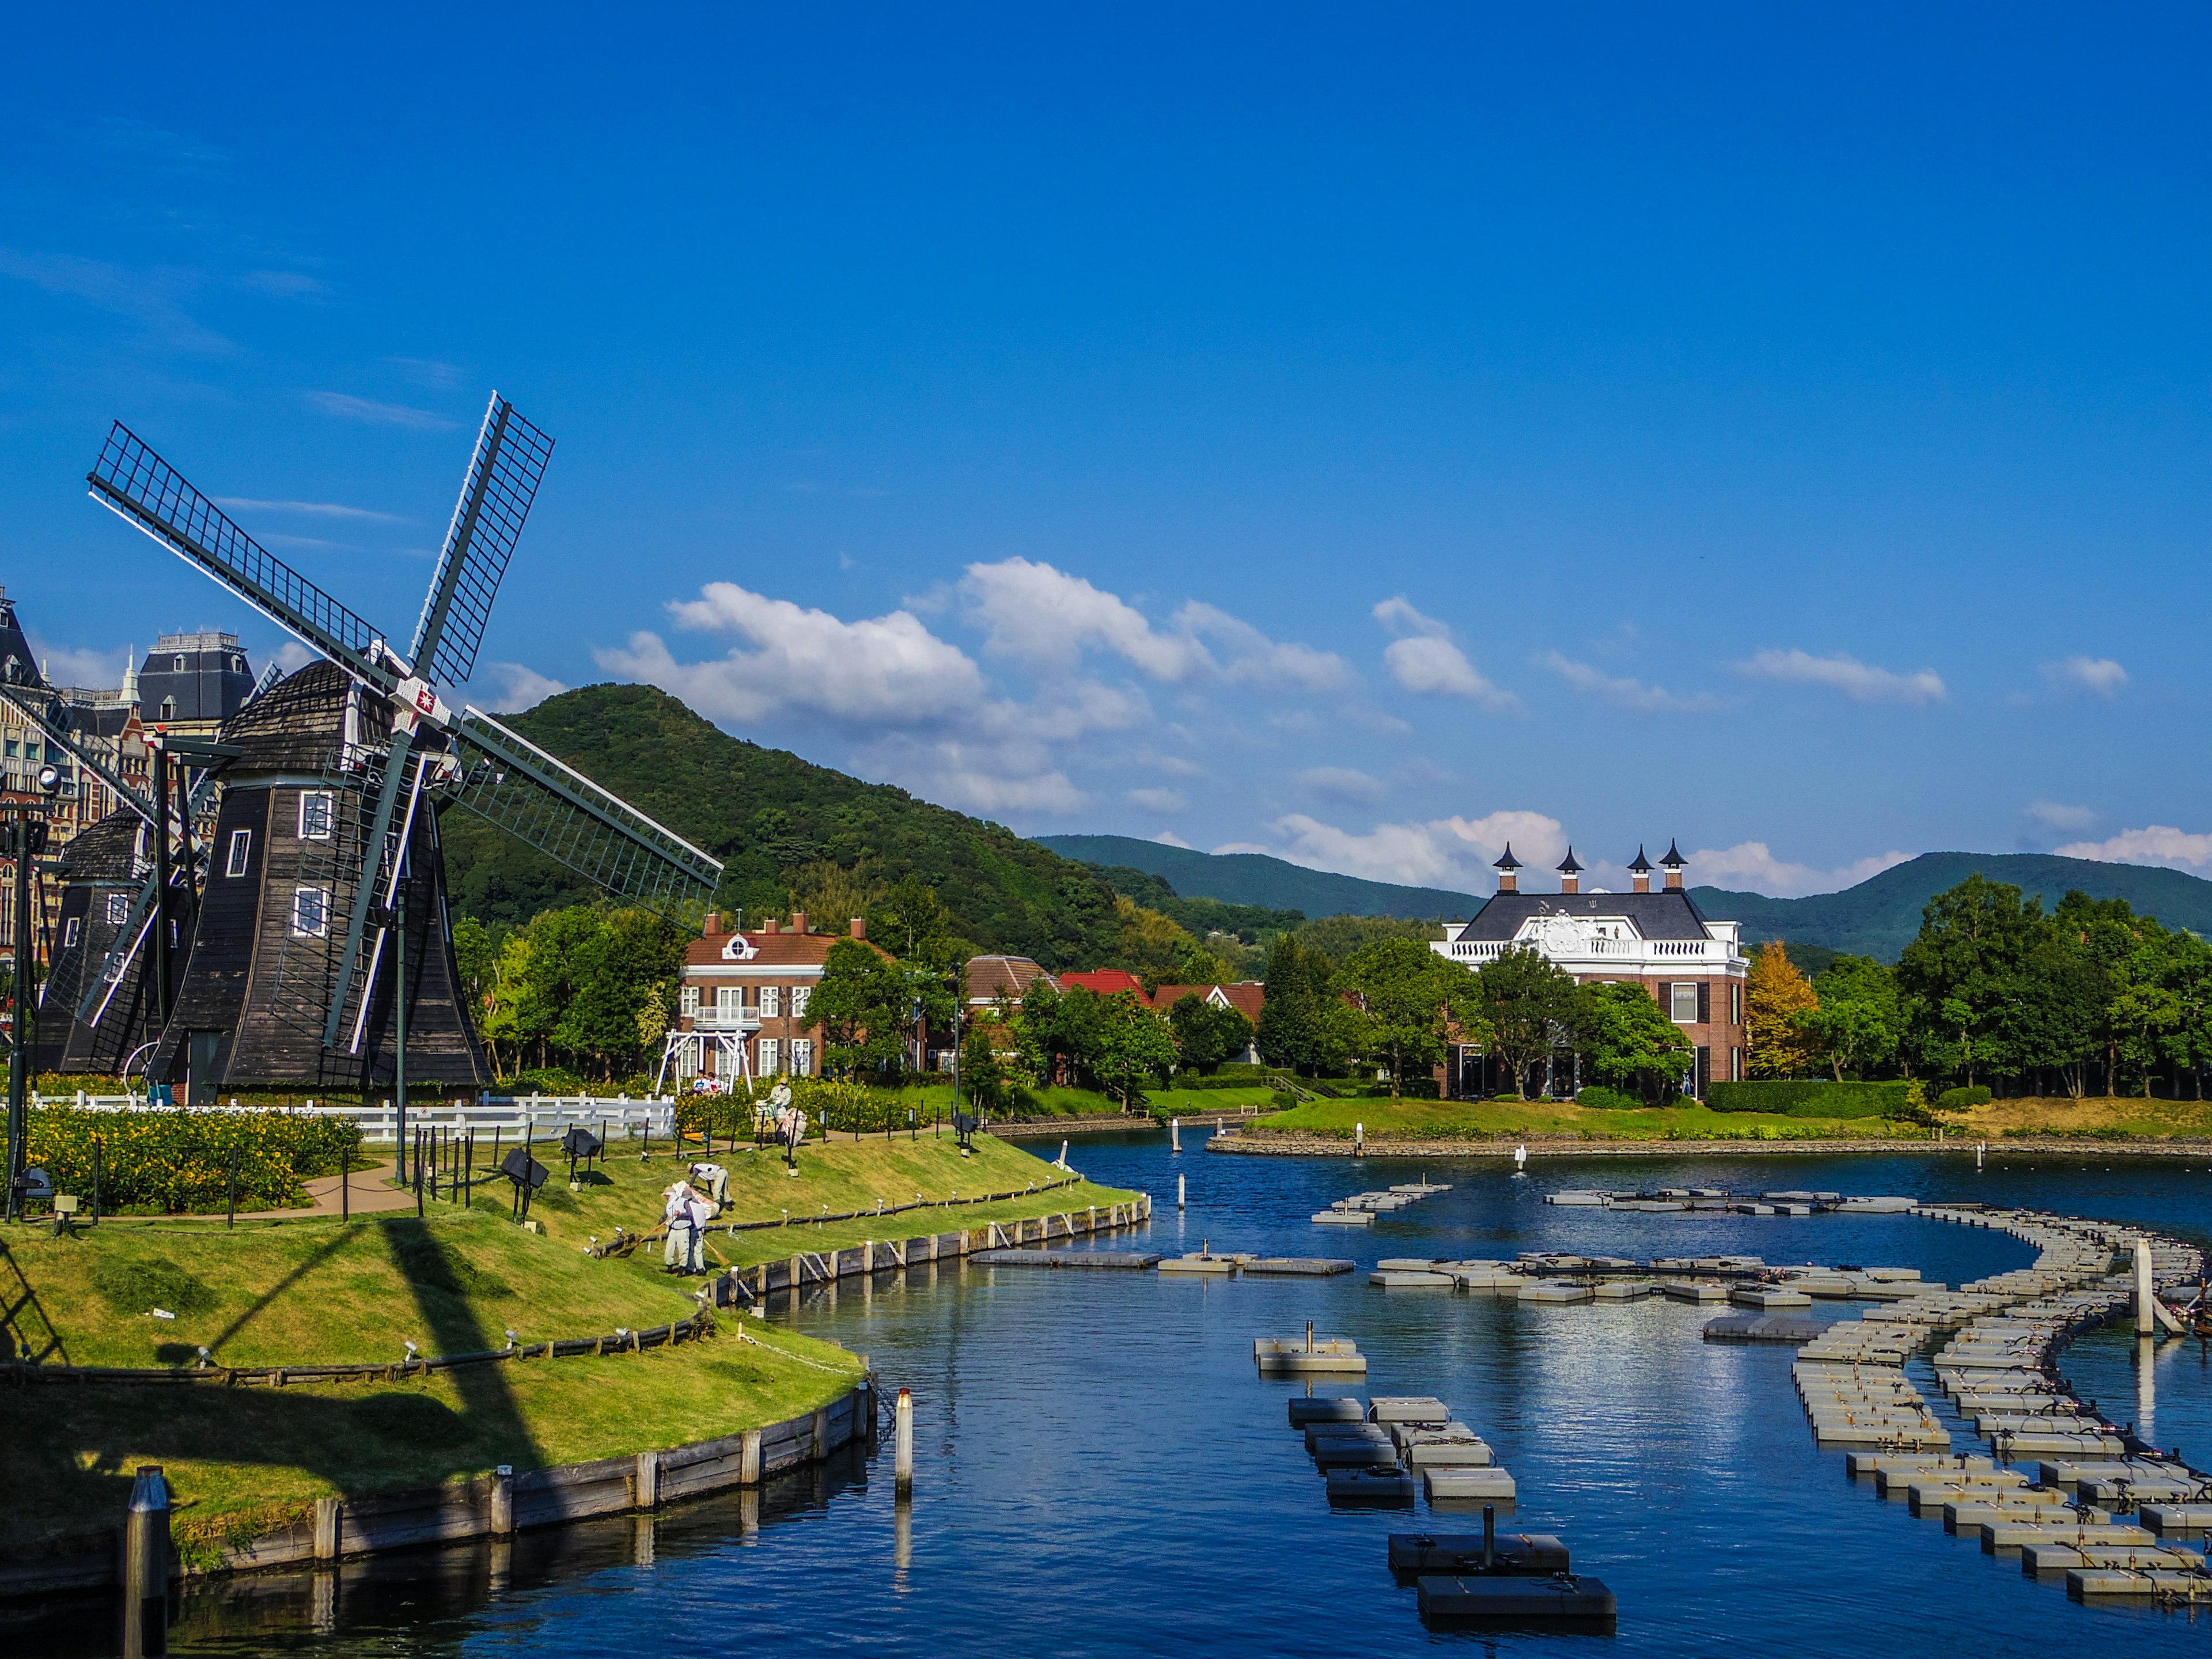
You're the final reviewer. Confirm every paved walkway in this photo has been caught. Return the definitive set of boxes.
[215,1160,418,1221]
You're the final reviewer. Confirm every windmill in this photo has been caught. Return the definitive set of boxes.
[0,672,214,1076]
[86,393,723,1100]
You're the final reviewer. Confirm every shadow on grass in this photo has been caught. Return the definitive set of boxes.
[1,1219,547,1551]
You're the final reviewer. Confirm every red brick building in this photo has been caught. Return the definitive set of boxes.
[663,911,884,1089]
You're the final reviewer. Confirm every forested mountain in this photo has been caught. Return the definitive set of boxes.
[1034,834,1482,920]
[441,685,1128,969]
[1696,852,2212,962]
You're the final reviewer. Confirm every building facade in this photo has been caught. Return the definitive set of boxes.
[665,911,881,1088]
[1431,841,1749,1099]
[137,631,256,735]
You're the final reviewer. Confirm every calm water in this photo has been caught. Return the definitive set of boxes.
[32,1136,2212,1654]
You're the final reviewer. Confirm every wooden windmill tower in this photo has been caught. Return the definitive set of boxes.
[86,394,722,1097]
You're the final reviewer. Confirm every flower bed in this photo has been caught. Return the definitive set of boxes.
[13,1106,359,1213]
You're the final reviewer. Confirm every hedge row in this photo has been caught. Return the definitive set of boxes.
[675,1079,950,1141]
[10,1106,359,1213]
[1705,1080,1915,1118]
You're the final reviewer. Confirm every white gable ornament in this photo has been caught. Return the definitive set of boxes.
[721,934,759,961]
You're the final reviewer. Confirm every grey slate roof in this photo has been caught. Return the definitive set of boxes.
[1448,888,1714,944]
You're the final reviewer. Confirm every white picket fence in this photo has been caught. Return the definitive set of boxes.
[37,1091,680,1145]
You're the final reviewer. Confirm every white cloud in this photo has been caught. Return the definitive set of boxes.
[304,391,456,430]
[473,662,568,713]
[1151,830,1194,849]
[259,533,340,551]
[0,248,230,353]
[1127,787,1187,813]
[2055,825,2212,870]
[1538,650,1724,714]
[959,558,1347,689]
[1373,597,1517,710]
[1736,648,1946,706]
[215,497,405,523]
[600,581,1122,820]
[2025,800,2096,832]
[1210,841,1272,855]
[1687,842,1913,899]
[1293,766,1384,805]
[1266,809,1563,889]
[2041,656,2127,699]
[27,640,130,690]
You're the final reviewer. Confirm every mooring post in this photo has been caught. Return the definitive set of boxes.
[1305,1319,1314,1355]
[1483,1504,1495,1569]
[2136,1238,2156,1338]
[1170,1116,1180,1153]
[1355,1122,1364,1157]
[122,1464,171,1658]
[895,1387,914,1498]
[488,1464,514,1535]
[1178,1173,1186,1210]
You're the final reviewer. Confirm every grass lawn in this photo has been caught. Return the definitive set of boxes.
[514,1130,1139,1273]
[1948,1094,2212,1139]
[1143,1085,1285,1116]
[0,1134,1126,1557]
[1243,1096,1928,1142]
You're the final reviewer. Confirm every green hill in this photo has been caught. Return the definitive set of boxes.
[1695,851,2212,962]
[1033,834,1482,921]
[441,684,1130,968]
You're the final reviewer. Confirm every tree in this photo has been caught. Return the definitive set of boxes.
[1168,993,1253,1072]
[1332,938,1474,1098]
[1800,955,1901,1081]
[1257,934,1343,1073]
[1745,942,1819,1078]
[1090,990,1177,1105]
[1896,876,2044,1086]
[810,935,910,1076]
[1582,981,1692,1103]
[452,916,498,1017]
[1472,947,1587,1099]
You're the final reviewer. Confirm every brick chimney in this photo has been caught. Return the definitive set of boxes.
[849,916,867,939]
[703,911,720,934]
[1493,843,1521,893]
[1556,847,1582,896]
[1626,846,1653,895]
[791,911,809,934]
[763,918,779,934]
[1661,839,1687,891]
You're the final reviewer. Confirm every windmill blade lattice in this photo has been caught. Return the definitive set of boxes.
[446,707,720,907]
[411,395,554,688]
[88,426,390,687]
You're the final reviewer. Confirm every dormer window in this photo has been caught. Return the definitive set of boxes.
[173,655,187,672]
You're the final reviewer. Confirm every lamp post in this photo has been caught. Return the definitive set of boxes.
[5,766,59,1222]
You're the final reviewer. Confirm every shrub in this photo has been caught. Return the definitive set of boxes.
[15,1106,358,1214]
[1938,1085,1993,1113]
[1705,1080,1914,1118]
[1573,1086,1646,1113]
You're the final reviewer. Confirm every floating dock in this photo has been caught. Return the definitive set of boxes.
[965,1249,1162,1268]
[1416,1574,1616,1628]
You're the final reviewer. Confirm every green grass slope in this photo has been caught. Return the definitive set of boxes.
[442,684,1130,967]
[1695,851,2212,961]
[1035,834,1481,920]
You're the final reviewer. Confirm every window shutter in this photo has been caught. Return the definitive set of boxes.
[1695,1046,1711,1096]
[1696,982,1710,1024]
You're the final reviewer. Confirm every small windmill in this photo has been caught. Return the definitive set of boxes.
[86,393,722,1097]
[0,675,213,1075]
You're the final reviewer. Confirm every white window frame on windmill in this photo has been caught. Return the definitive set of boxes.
[226,829,252,878]
[291,885,331,938]
[297,790,335,841]
[62,916,80,949]
[106,892,130,926]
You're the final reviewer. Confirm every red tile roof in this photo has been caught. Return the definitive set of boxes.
[683,929,888,969]
[1146,983,1265,1021]
[1056,968,1145,998]
[965,955,1058,1002]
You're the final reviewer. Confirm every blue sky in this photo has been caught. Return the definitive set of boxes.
[6,6,2210,899]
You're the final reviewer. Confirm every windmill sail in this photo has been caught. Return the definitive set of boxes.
[446,707,720,907]
[411,395,555,688]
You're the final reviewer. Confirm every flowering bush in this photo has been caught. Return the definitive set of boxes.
[14,1105,359,1214]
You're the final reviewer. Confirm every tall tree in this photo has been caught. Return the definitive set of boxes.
[1745,942,1819,1078]
[810,935,911,1075]
[1896,875,2044,1087]
[1168,993,1253,1073]
[1472,946,1586,1099]
[1800,955,1901,1081]
[1257,934,1353,1073]
[1583,981,1692,1103]
[1332,938,1477,1098]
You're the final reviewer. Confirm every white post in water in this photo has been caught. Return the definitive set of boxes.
[1178,1172,1187,1210]
[123,1464,170,1658]
[1058,1139,1068,1168]
[2136,1238,2156,1338]
[1171,1117,1181,1153]
[895,1387,914,1498]
[1513,1144,1527,1172]
[1976,1141,1986,1170]
[1355,1122,1364,1156]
